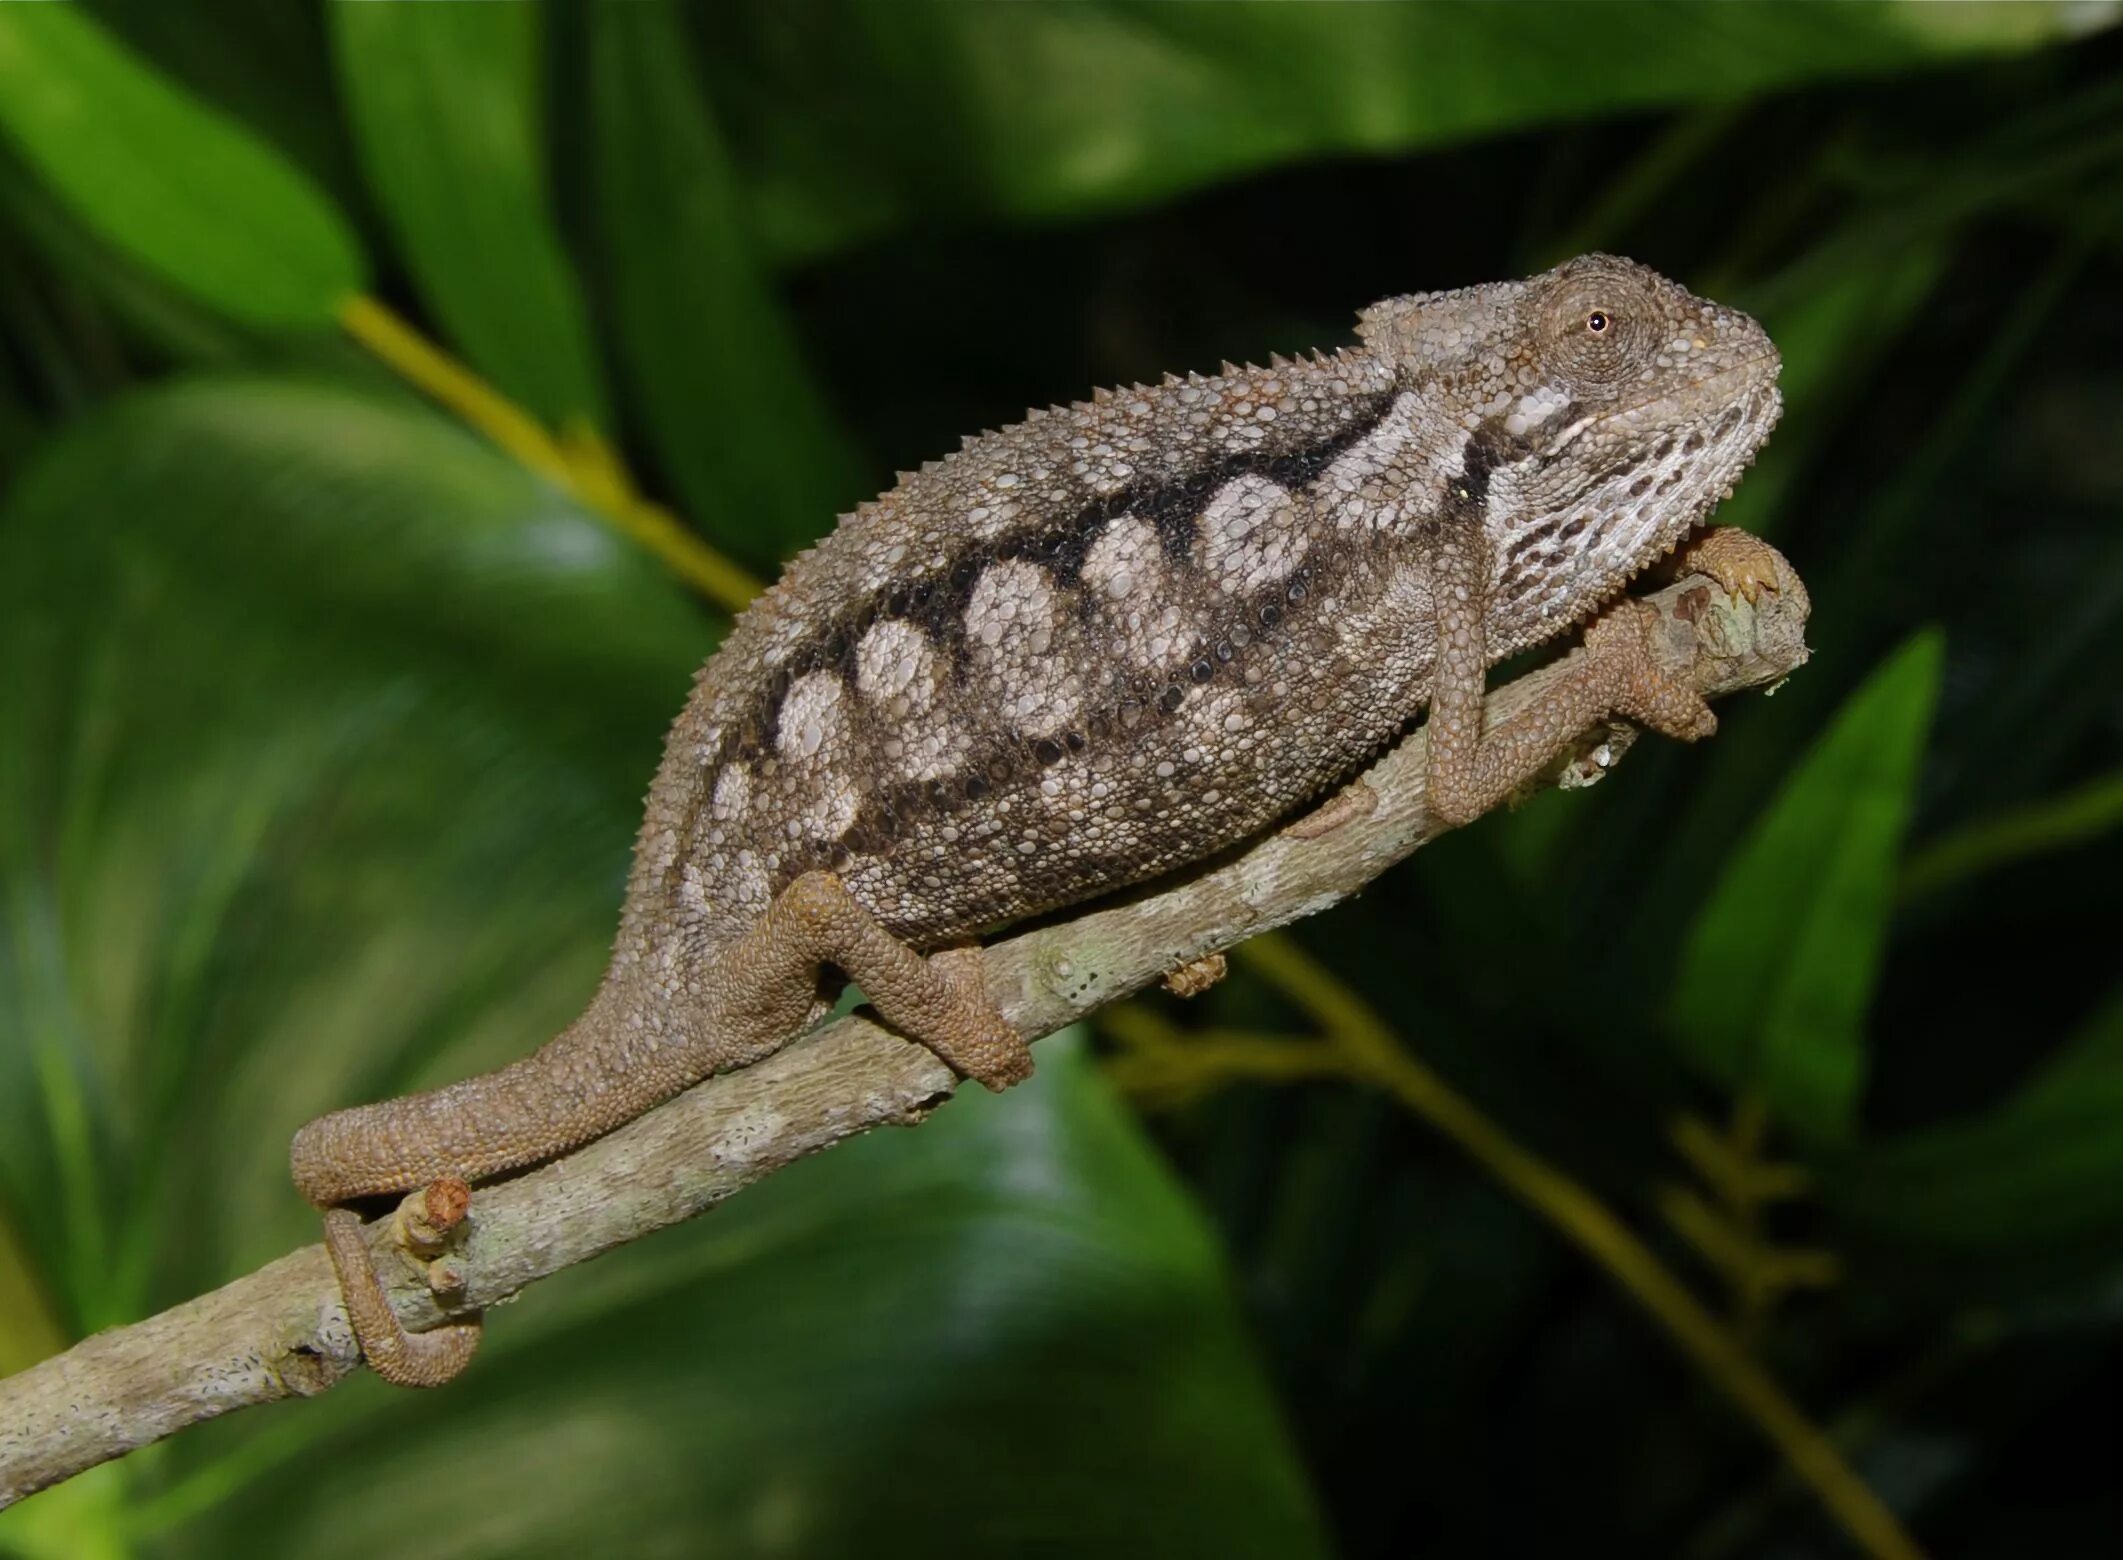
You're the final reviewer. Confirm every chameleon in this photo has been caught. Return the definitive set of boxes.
[291,253,1786,1386]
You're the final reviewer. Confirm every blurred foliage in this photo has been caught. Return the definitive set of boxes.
[1671,631,1943,1148]
[0,2,2120,1557]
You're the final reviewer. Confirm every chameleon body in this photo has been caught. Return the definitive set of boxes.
[292,254,1784,1384]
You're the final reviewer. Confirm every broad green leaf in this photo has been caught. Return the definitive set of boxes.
[82,0,368,225]
[0,148,252,373]
[0,378,1320,1555]
[332,4,608,427]
[587,1,863,573]
[728,0,2108,261]
[0,5,363,327]
[1668,631,1944,1145]
[1824,984,2123,1257]
[1898,765,2123,902]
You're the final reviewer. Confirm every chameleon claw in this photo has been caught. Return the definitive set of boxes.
[1671,526,1791,605]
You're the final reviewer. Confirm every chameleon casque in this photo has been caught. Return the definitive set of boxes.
[292,253,1785,1386]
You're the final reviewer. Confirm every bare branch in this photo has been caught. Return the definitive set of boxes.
[0,564,1809,1508]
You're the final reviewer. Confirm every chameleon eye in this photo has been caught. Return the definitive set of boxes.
[1542,269,1652,394]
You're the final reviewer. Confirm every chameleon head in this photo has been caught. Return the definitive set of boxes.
[1359,253,1783,624]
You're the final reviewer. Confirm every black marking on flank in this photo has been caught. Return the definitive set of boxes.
[1119,392,1399,566]
[755,666,794,750]
[746,389,1401,749]
[695,388,1413,910]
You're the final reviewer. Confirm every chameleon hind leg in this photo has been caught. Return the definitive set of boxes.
[295,869,1027,1388]
[704,870,1034,1090]
[1423,520,1718,827]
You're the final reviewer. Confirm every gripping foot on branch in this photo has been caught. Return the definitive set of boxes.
[294,869,1028,1388]
[1423,517,1718,828]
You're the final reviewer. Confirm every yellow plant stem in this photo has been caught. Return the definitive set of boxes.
[337,294,763,615]
[1111,932,1925,1560]
[1665,1097,1839,1344]
[0,1200,65,1377]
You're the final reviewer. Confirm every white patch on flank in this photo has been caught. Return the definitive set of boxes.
[778,672,847,764]
[710,763,751,821]
[1084,515,1191,667]
[856,618,939,718]
[965,558,1079,736]
[1199,474,1306,594]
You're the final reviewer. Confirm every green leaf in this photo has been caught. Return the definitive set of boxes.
[0,5,364,327]
[332,3,608,427]
[1668,631,1944,1145]
[728,0,2105,261]
[587,0,862,572]
[0,377,1319,1554]
[1824,984,2123,1257]
[1898,765,2123,902]
[0,147,252,373]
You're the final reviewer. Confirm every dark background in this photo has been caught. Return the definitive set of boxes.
[1,4,2119,1557]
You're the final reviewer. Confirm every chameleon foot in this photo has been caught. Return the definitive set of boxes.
[1586,598,1718,742]
[1162,952,1228,999]
[1668,525,1792,604]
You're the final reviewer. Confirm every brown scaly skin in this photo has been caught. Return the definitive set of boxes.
[292,254,1784,1385]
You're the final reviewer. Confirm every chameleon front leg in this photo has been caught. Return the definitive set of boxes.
[1423,518,1719,828]
[293,869,1027,1387]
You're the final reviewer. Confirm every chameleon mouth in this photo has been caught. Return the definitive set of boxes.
[1538,349,1782,462]
[1626,379,1786,583]
[1553,373,1784,625]
[1516,370,1784,635]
